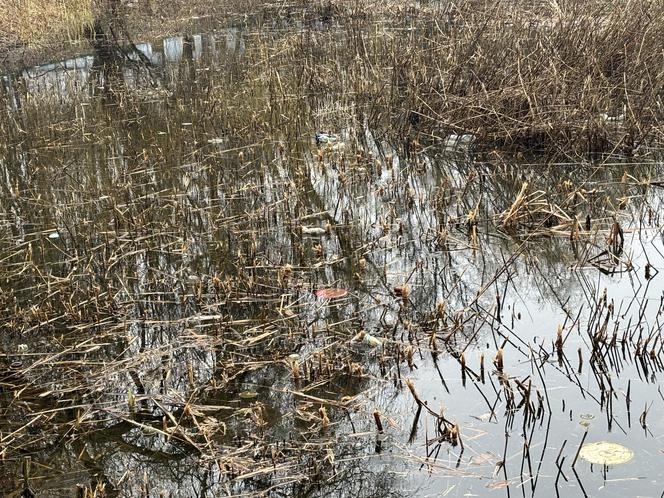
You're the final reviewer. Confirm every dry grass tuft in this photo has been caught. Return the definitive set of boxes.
[1,0,94,48]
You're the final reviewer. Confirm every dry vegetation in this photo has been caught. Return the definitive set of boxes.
[1,0,94,49]
[3,0,664,154]
[2,0,664,496]
[0,0,222,65]
[295,0,664,155]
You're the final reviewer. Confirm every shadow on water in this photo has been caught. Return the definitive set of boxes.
[1,6,664,497]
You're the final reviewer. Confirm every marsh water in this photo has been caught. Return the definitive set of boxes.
[2,9,664,498]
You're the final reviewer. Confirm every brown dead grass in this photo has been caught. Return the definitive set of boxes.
[0,0,224,59]
[0,0,93,49]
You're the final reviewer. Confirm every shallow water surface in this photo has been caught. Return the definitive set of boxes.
[1,11,664,498]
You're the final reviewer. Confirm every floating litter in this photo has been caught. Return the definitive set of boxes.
[350,330,382,348]
[315,132,339,144]
[302,226,327,236]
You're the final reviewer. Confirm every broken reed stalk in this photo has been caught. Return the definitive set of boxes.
[22,456,34,498]
[479,353,485,383]
[555,325,563,351]
[405,378,453,426]
[571,430,588,468]
[373,410,384,433]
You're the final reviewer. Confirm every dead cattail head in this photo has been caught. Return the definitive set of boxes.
[405,345,414,370]
[405,378,418,401]
[319,406,330,430]
[394,285,410,299]
[555,324,564,350]
[429,331,438,353]
[436,300,447,319]
[449,424,460,446]
[493,348,504,372]
[373,410,384,433]
[479,353,485,382]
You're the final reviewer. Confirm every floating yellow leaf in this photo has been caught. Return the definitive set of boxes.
[578,441,634,465]
[239,390,258,399]
[314,288,348,299]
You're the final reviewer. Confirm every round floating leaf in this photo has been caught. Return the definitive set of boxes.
[314,288,348,299]
[578,441,634,465]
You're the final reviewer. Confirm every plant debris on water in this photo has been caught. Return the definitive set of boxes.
[578,442,635,466]
[2,0,664,497]
[314,288,348,299]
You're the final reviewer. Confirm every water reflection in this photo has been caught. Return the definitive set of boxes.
[1,27,246,112]
[1,11,664,498]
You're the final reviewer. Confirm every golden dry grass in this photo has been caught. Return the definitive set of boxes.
[1,0,94,49]
[0,0,218,56]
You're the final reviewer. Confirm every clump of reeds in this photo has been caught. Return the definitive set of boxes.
[1,0,94,48]
[291,0,664,155]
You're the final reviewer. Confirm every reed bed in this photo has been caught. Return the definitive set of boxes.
[5,0,664,153]
[2,1,664,496]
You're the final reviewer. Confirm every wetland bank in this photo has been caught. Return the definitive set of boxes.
[2,0,664,496]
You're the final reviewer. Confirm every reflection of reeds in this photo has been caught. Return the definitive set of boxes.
[3,2,664,495]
